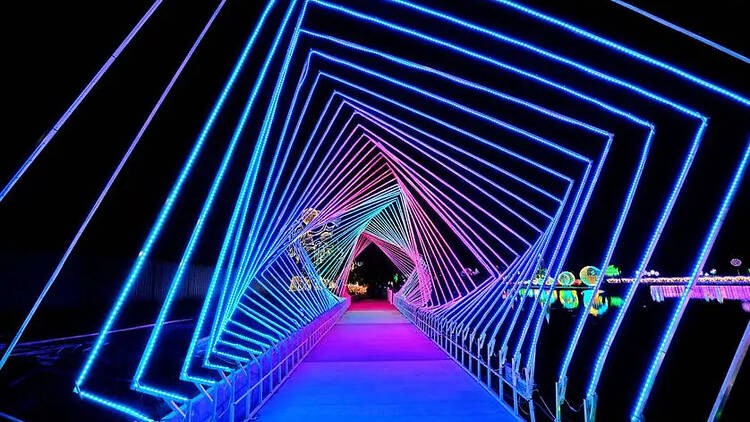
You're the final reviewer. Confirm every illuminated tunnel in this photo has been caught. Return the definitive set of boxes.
[0,1,748,421]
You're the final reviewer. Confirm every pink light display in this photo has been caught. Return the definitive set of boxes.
[650,285,750,302]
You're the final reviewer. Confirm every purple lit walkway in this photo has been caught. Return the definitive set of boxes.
[256,300,517,421]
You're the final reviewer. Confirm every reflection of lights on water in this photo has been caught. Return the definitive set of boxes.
[583,290,608,316]
[559,290,578,309]
[521,266,616,316]
[605,265,621,277]
[525,288,610,316]
[610,297,625,307]
[539,289,557,304]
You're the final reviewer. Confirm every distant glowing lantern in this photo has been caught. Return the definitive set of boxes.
[557,271,576,286]
[582,289,595,307]
[580,266,601,286]
[558,271,575,286]
[605,265,621,277]
[347,283,368,296]
[539,289,557,304]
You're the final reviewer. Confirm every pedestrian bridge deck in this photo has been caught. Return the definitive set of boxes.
[256,300,518,422]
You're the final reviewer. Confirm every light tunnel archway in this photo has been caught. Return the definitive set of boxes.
[0,1,748,421]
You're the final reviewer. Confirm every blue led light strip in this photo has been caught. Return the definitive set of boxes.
[557,123,654,383]
[222,2,310,304]
[209,140,395,361]
[209,2,308,339]
[311,56,581,181]
[0,0,228,373]
[312,0,690,124]
[0,0,164,202]
[631,139,750,420]
[74,0,278,404]
[79,390,154,422]
[586,120,708,401]
[132,0,306,399]
[610,0,750,65]
[511,191,574,361]
[488,0,750,107]
[182,0,310,380]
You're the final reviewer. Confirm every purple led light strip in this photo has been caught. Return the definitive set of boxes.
[0,0,226,371]
[0,0,164,203]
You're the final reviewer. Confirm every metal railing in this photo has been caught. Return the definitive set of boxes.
[399,305,528,422]
[165,300,348,422]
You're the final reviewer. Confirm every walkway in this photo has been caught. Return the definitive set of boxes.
[257,300,517,421]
